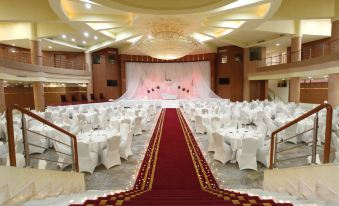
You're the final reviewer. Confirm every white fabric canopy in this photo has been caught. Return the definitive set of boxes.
[120,61,220,100]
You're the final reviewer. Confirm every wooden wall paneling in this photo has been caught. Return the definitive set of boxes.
[4,87,34,109]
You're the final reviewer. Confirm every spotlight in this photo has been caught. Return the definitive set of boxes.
[85,3,92,9]
[84,32,89,37]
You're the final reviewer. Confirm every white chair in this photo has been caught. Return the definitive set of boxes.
[54,141,72,170]
[195,115,206,134]
[98,114,109,129]
[27,130,48,154]
[212,132,232,164]
[108,119,120,133]
[119,123,133,160]
[101,135,121,169]
[283,123,298,144]
[206,125,215,152]
[134,116,142,136]
[81,124,92,134]
[236,136,258,170]
[211,117,221,132]
[78,142,98,174]
[256,140,271,168]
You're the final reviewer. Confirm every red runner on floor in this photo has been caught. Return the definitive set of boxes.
[71,109,293,206]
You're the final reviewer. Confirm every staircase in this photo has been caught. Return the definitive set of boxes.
[23,187,332,206]
[0,166,84,205]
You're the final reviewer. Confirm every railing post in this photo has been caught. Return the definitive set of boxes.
[311,113,318,164]
[323,104,333,163]
[269,133,276,169]
[21,113,30,167]
[6,106,16,166]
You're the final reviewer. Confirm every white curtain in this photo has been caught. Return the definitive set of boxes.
[119,61,220,100]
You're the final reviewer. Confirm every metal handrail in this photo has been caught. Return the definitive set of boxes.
[257,40,334,67]
[269,103,333,169]
[6,104,79,172]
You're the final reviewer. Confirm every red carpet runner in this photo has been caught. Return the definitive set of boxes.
[71,109,292,206]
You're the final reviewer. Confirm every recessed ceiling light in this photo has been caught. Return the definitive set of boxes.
[11,44,15,46]
[276,43,280,46]
[323,75,328,78]
[85,3,92,9]
[84,32,89,37]
[308,76,312,79]
[282,78,285,80]
[61,34,67,39]
[94,36,98,40]
[10,49,16,53]
[71,38,76,42]
[148,35,152,39]
[82,41,86,44]
[48,46,52,49]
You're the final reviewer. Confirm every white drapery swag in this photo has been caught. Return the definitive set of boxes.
[119,61,220,100]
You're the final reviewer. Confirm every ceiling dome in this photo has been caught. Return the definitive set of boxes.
[92,0,236,14]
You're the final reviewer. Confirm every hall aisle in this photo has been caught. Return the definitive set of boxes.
[71,109,292,206]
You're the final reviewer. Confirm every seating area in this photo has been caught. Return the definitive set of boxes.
[2,1,339,205]
[0,102,159,175]
[181,99,339,171]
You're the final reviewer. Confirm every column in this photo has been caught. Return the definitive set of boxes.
[33,82,45,111]
[328,73,339,106]
[264,80,269,100]
[30,23,42,65]
[331,1,339,53]
[243,47,266,101]
[85,52,93,101]
[291,20,302,62]
[289,77,300,103]
[0,80,6,113]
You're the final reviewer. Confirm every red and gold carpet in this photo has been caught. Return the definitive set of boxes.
[71,109,292,206]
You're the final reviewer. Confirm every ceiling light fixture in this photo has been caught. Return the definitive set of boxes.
[62,34,67,39]
[276,43,280,46]
[135,18,200,60]
[85,3,92,9]
[11,44,15,46]
[82,41,87,44]
[48,46,52,49]
[71,38,76,42]
[84,32,89,37]
[94,36,98,40]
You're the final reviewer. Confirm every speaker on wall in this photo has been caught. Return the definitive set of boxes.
[249,47,262,61]
[219,78,230,85]
[107,80,118,87]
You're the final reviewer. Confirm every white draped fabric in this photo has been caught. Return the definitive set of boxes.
[120,61,220,100]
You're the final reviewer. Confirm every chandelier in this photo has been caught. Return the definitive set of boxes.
[135,18,200,60]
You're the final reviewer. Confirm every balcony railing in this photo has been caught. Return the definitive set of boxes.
[257,39,338,68]
[0,49,87,70]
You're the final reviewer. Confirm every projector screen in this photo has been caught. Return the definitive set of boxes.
[120,61,219,100]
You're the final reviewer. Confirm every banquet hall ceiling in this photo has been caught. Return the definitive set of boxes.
[0,0,335,54]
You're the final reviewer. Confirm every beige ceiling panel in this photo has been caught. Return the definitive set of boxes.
[256,20,295,34]
[0,23,31,41]
[38,23,75,38]
[0,0,59,22]
[67,14,129,23]
[208,3,271,21]
[87,22,127,31]
[271,0,335,20]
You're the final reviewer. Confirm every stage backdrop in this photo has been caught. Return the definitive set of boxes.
[120,61,219,100]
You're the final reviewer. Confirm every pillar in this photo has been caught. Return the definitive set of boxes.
[264,80,269,100]
[30,23,42,65]
[291,20,302,62]
[0,80,5,113]
[328,73,339,106]
[243,47,266,101]
[85,52,93,101]
[33,82,45,111]
[331,1,339,53]
[289,77,300,103]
